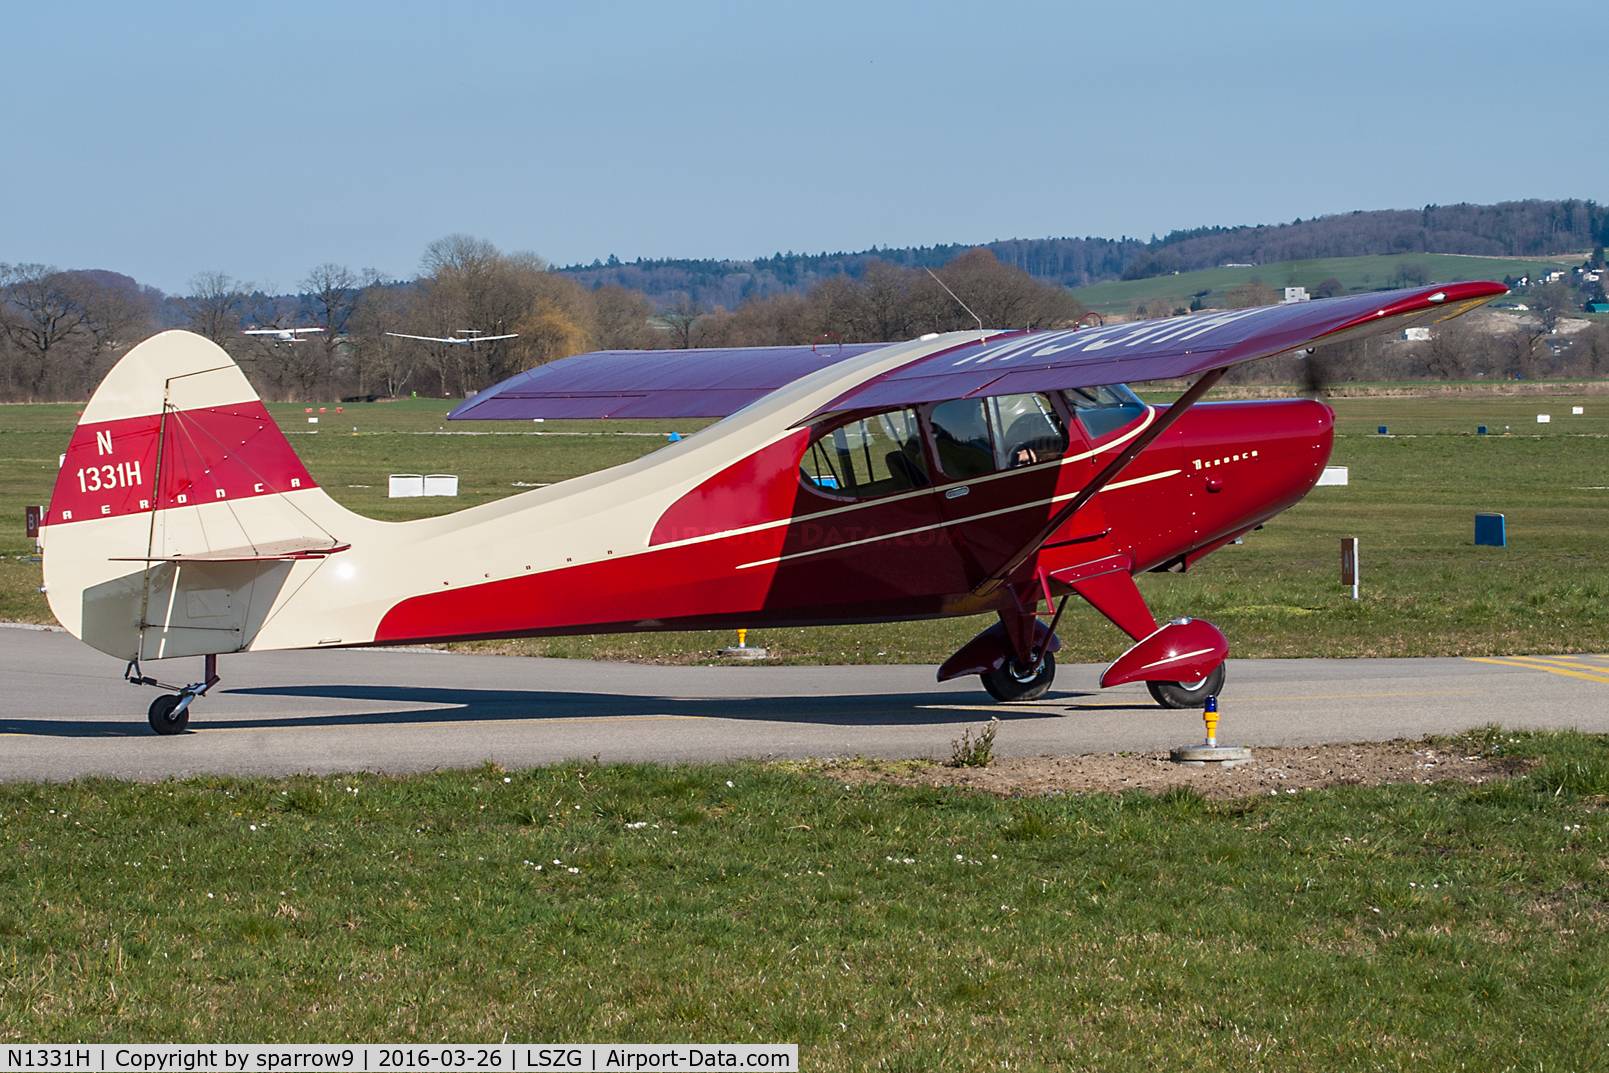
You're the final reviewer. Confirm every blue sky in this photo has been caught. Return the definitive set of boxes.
[3,1,1602,294]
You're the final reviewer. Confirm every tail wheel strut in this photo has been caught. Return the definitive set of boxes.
[129,653,219,735]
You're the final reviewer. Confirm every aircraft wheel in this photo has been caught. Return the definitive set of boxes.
[981,652,1055,702]
[148,694,189,735]
[1146,664,1226,709]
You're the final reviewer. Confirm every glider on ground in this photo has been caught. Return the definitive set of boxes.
[39,281,1504,733]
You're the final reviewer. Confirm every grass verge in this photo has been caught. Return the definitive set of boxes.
[2,728,1607,1068]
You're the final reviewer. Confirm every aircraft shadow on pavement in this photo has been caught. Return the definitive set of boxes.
[0,684,1161,736]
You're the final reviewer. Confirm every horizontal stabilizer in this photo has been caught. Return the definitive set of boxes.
[110,540,351,563]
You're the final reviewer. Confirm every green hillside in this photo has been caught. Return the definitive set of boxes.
[1071,252,1577,315]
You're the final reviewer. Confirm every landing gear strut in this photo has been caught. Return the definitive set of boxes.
[126,653,219,735]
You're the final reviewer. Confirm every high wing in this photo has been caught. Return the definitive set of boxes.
[449,283,1502,423]
[449,342,889,420]
[240,327,324,335]
[807,282,1505,418]
[385,332,457,343]
[386,332,522,345]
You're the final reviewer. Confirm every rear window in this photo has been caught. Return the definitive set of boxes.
[801,409,929,498]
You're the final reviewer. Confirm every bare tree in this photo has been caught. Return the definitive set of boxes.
[1415,322,1472,380]
[590,285,661,349]
[76,273,159,384]
[1529,281,1573,333]
[1576,321,1609,377]
[183,271,251,347]
[403,236,588,393]
[346,274,413,397]
[0,263,90,398]
[300,263,365,394]
[654,297,708,349]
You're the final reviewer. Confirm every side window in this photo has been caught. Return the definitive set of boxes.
[929,399,995,479]
[1063,383,1147,440]
[801,408,929,497]
[930,394,1067,479]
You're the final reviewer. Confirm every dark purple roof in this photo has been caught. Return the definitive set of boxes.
[448,343,888,421]
[809,283,1507,417]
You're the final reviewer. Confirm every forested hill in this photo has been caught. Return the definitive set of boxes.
[559,199,1609,306]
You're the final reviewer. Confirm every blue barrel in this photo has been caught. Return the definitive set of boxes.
[1475,513,1506,547]
[1377,426,1388,435]
[1477,426,1488,435]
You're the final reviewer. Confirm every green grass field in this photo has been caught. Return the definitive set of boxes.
[2,728,1607,1067]
[4,391,1608,663]
[1070,253,1575,316]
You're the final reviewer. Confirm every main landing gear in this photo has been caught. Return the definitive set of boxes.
[1146,663,1227,709]
[981,651,1056,702]
[126,653,220,735]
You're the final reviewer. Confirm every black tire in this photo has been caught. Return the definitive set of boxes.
[148,694,189,735]
[1146,664,1227,709]
[981,651,1056,702]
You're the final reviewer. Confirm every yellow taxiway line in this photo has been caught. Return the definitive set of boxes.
[1466,657,1609,685]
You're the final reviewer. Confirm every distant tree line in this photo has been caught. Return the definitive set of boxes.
[561,199,1609,302]
[0,238,665,402]
[1151,248,1609,387]
[661,249,1086,349]
[5,211,1606,404]
[0,240,1082,402]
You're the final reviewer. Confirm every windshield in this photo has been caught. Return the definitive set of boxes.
[1062,384,1147,439]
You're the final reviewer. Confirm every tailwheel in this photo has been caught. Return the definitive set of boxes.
[981,651,1056,702]
[1146,663,1227,709]
[148,694,190,735]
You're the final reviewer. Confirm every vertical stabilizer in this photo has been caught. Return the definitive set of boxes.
[41,331,351,660]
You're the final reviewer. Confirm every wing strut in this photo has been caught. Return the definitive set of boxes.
[973,367,1228,599]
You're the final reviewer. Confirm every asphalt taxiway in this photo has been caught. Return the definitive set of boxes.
[3,625,1606,782]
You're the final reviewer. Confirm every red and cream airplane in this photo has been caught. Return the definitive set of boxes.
[39,282,1504,733]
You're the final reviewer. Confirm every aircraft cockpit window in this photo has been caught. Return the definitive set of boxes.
[1062,383,1147,440]
[930,394,1067,479]
[987,393,1068,469]
[801,408,929,498]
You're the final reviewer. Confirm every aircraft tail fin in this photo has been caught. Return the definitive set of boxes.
[41,330,353,661]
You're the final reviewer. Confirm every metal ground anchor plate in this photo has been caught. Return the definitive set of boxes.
[720,647,769,660]
[1170,744,1253,768]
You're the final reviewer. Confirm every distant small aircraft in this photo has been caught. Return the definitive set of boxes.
[386,329,520,346]
[240,326,326,344]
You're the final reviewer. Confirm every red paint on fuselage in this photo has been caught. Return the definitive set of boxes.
[371,397,1334,645]
[1102,398,1335,572]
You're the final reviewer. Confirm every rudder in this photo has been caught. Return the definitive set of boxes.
[41,331,349,660]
